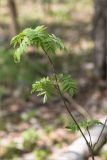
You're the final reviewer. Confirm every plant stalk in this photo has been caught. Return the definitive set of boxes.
[42,46,95,160]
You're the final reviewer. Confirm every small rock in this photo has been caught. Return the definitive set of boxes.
[101,98,107,112]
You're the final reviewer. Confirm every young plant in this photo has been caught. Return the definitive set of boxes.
[22,128,39,151]
[11,25,103,160]
[34,149,49,160]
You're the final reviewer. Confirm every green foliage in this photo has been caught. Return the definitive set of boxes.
[42,0,52,3]
[0,86,7,100]
[66,120,103,133]
[22,128,39,150]
[21,110,37,122]
[1,142,21,160]
[42,0,60,4]
[11,25,76,103]
[34,150,49,160]
[58,74,77,96]
[50,8,71,21]
[32,77,57,103]
[31,74,76,103]
[44,125,54,134]
[11,26,65,63]
[0,50,48,86]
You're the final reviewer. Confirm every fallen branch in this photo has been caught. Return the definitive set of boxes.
[55,116,107,160]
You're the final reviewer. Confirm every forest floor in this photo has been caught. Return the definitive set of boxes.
[0,0,107,160]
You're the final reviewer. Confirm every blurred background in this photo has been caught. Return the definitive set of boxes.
[0,0,107,160]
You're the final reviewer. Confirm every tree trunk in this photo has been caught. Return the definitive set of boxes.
[8,0,19,36]
[93,0,107,81]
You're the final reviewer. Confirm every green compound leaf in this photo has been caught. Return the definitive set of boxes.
[58,74,77,96]
[31,74,77,103]
[14,37,31,63]
[10,32,25,48]
[11,25,65,62]
[31,77,57,103]
[66,120,104,133]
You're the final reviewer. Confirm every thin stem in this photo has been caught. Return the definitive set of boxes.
[87,126,93,148]
[93,118,107,149]
[42,46,95,160]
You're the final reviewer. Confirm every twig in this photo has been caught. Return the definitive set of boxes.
[87,126,93,148]
[93,118,107,149]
